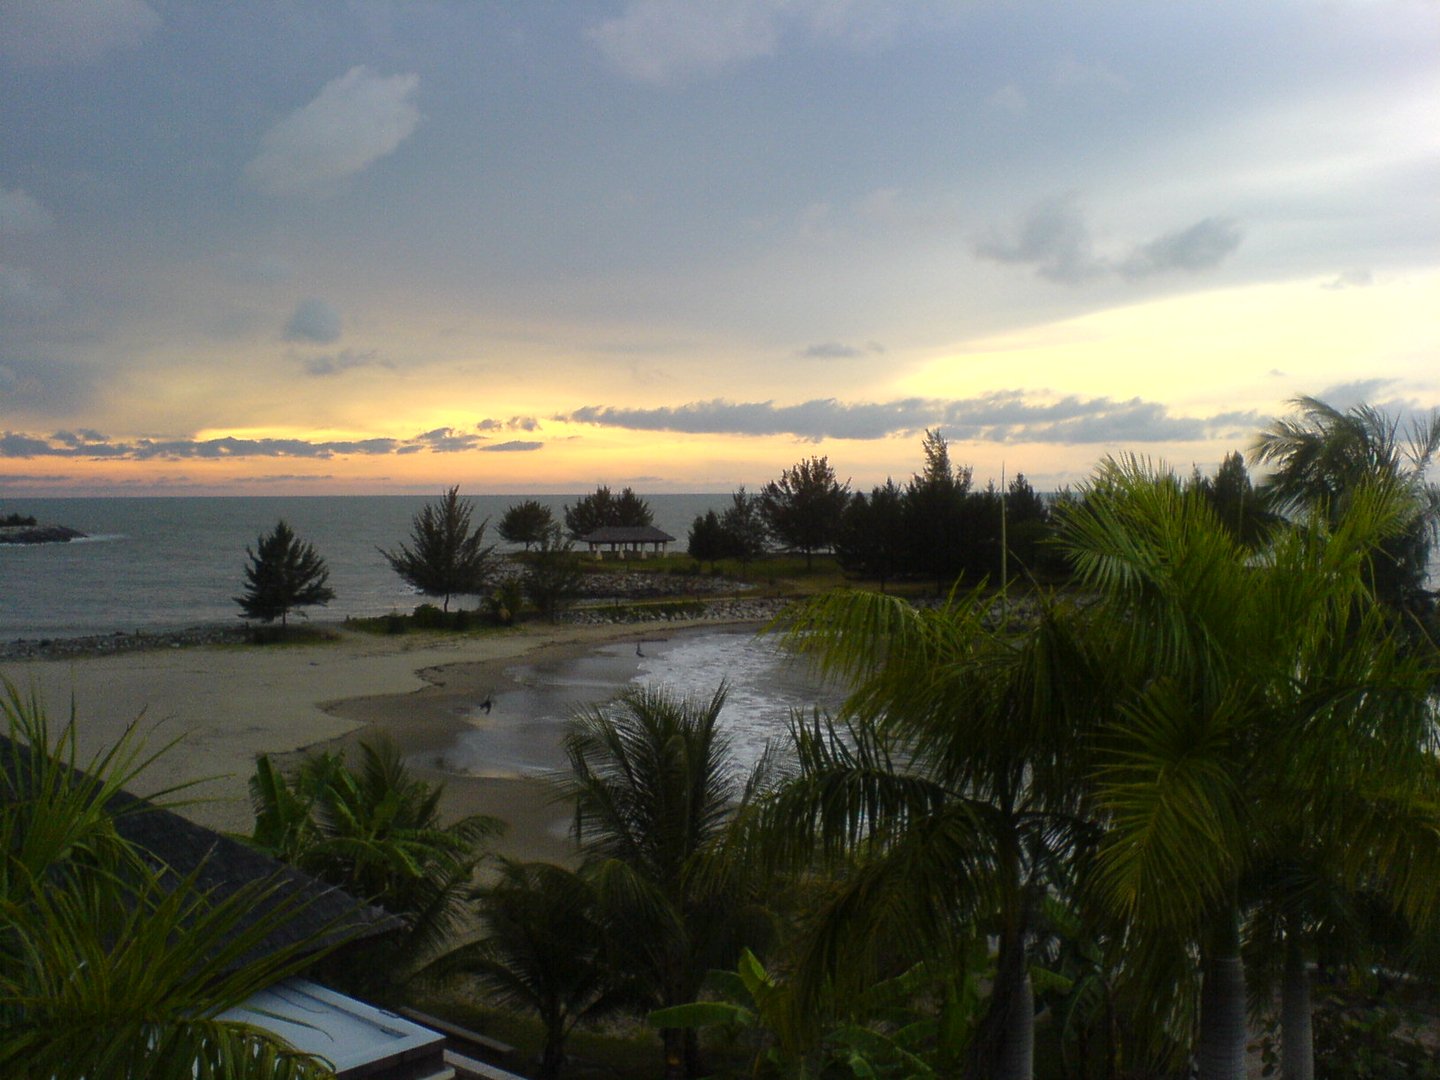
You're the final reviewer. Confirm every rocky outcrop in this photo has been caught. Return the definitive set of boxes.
[0,524,87,545]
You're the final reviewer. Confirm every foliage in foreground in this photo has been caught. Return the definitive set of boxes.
[245,739,501,999]
[0,682,342,1078]
[556,683,769,1079]
[428,859,627,1080]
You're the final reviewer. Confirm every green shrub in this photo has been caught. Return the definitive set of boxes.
[1298,989,1440,1079]
[412,603,447,629]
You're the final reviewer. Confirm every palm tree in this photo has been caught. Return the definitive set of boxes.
[555,683,762,1079]
[761,586,1107,1080]
[1055,456,1440,1080]
[429,859,624,1080]
[1253,395,1440,619]
[1,683,341,1078]
[246,739,501,996]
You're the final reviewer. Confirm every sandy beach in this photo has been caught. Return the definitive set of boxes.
[0,619,760,865]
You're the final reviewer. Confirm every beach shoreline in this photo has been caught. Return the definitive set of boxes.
[0,616,770,865]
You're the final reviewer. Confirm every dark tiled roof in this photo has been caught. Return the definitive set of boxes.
[579,525,676,543]
[1,734,396,970]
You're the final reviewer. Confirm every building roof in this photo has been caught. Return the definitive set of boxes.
[1,734,395,971]
[578,525,677,543]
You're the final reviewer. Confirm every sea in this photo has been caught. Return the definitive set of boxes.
[0,495,838,775]
[0,494,729,643]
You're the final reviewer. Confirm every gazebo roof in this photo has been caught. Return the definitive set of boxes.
[579,525,676,544]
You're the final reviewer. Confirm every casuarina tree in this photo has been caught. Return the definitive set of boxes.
[235,519,335,629]
[720,487,769,568]
[760,456,849,570]
[564,485,654,538]
[498,499,554,551]
[381,487,496,612]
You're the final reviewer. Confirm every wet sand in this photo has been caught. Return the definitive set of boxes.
[0,618,762,865]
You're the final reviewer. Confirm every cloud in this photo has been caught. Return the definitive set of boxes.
[1323,269,1374,290]
[587,0,905,84]
[1118,217,1243,279]
[587,1,781,83]
[1313,379,1394,410]
[302,349,391,376]
[407,427,484,453]
[477,417,541,432]
[284,298,342,344]
[49,429,110,448]
[988,84,1028,114]
[0,426,532,461]
[974,195,1104,284]
[0,186,55,233]
[1053,56,1130,94]
[797,341,885,359]
[0,0,159,67]
[0,355,97,415]
[976,199,1243,284]
[481,440,543,452]
[560,392,1260,445]
[245,66,421,196]
[0,265,62,319]
[227,253,296,286]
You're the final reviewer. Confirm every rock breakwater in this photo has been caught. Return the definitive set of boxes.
[1,625,253,662]
[0,524,87,545]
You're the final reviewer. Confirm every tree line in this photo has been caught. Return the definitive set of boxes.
[232,485,661,631]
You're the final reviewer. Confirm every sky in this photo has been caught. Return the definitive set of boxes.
[1,0,1437,497]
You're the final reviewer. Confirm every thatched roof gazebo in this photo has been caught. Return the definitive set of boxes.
[578,525,676,559]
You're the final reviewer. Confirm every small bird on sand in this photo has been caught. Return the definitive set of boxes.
[478,694,493,715]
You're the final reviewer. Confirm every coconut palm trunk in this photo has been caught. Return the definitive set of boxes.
[968,823,1036,1080]
[1280,927,1314,1080]
[1198,907,1247,1080]
[971,926,1034,1080]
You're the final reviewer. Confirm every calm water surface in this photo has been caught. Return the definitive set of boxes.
[0,494,728,641]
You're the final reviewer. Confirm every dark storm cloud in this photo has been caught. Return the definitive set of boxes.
[976,199,1244,284]
[561,393,1260,445]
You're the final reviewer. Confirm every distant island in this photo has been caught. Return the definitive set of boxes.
[0,514,87,545]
